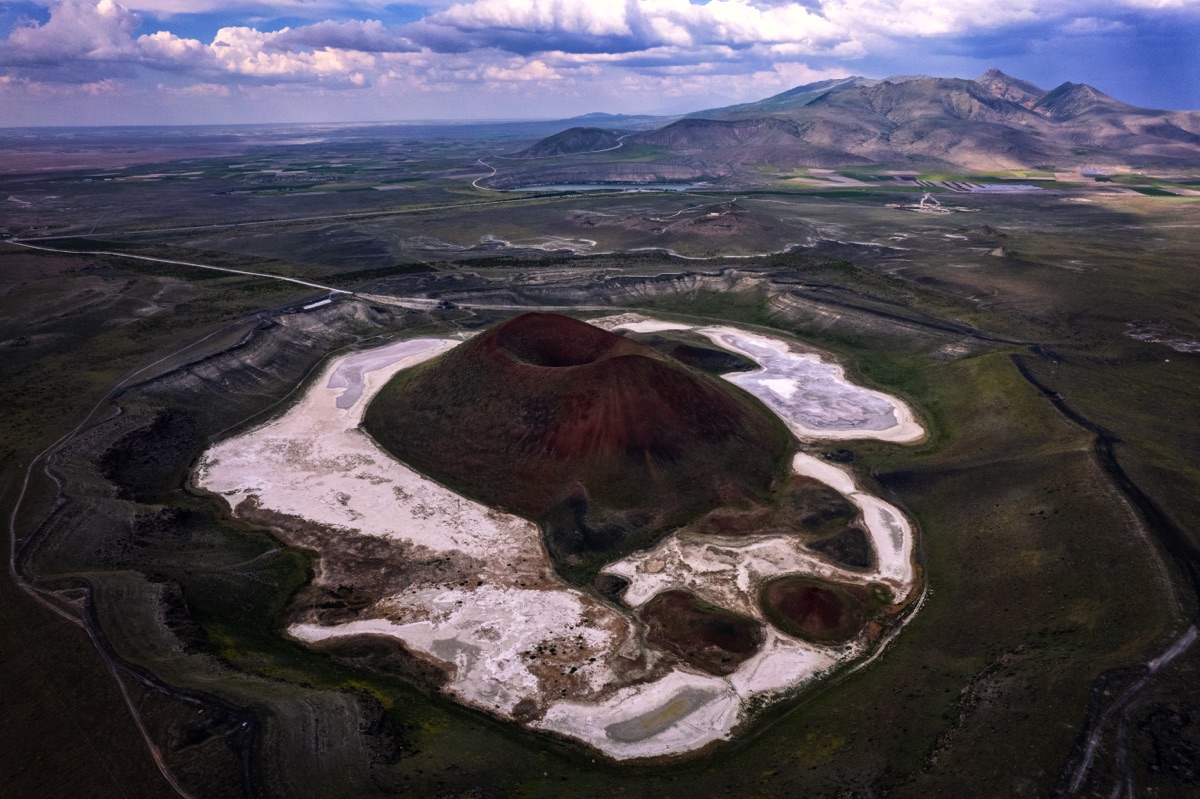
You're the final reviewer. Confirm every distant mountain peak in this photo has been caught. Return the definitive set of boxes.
[1054,82,1107,99]
[684,76,873,120]
[974,68,1046,107]
[774,75,873,96]
[1033,81,1126,119]
[977,67,1016,82]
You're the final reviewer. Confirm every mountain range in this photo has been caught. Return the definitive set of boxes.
[507,70,1200,178]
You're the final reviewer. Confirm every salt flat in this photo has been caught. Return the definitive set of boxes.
[696,326,925,443]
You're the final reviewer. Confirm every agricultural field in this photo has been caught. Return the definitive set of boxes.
[2,126,1199,798]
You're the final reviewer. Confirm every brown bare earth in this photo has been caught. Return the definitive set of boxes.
[363,312,794,581]
[760,576,869,644]
[639,589,763,675]
[690,475,859,541]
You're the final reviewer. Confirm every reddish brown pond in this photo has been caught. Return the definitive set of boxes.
[640,589,763,675]
[759,576,867,644]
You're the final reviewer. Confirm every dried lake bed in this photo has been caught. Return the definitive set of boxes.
[195,314,925,759]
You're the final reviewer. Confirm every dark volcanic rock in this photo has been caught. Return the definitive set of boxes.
[626,331,757,374]
[595,573,630,604]
[809,526,874,570]
[364,313,793,580]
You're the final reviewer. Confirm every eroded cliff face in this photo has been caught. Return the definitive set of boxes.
[141,301,410,422]
[396,268,754,308]
[37,299,433,796]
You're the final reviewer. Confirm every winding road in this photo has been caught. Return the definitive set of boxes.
[6,239,352,293]
[470,132,633,190]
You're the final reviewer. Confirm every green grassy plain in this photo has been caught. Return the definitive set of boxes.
[3,151,1200,797]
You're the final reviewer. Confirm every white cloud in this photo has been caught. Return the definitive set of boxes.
[202,25,381,80]
[1,1,404,85]
[1122,0,1200,7]
[8,0,1199,82]
[1065,16,1130,33]
[156,80,231,96]
[3,0,1199,122]
[267,20,416,53]
[411,0,852,55]
[413,0,1200,54]
[481,58,561,82]
[4,0,861,91]
[16,0,453,14]
[821,0,1044,38]
[5,0,140,64]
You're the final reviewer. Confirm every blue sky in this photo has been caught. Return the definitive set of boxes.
[1,0,1198,126]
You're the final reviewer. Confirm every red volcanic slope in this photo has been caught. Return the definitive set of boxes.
[364,313,793,566]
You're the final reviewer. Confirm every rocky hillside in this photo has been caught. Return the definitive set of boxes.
[684,76,877,120]
[512,126,623,158]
